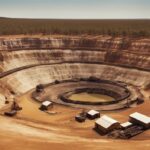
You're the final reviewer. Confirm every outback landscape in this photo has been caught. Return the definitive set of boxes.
[0,18,150,37]
[0,18,150,150]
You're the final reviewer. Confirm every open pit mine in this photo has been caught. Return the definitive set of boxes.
[0,35,150,150]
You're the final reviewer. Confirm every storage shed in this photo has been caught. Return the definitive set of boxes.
[95,115,120,134]
[87,110,100,119]
[129,112,150,129]
[121,122,133,129]
[39,101,53,111]
[75,115,86,123]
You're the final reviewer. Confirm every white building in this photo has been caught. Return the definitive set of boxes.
[121,122,133,129]
[87,110,100,119]
[95,115,120,134]
[39,100,53,111]
[129,112,150,128]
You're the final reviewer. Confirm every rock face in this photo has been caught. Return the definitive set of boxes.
[0,35,149,107]
[0,37,150,53]
[0,36,149,72]
[1,63,149,94]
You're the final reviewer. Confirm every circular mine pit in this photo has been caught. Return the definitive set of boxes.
[32,78,138,111]
[0,35,149,150]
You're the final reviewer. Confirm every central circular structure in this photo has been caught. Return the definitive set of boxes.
[60,83,130,106]
[68,92,114,102]
[32,77,139,110]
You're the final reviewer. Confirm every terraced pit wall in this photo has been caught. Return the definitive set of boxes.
[0,36,149,107]
[0,36,149,72]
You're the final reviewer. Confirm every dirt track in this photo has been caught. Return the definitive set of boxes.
[0,89,150,150]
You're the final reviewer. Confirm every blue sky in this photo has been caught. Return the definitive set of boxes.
[0,0,150,19]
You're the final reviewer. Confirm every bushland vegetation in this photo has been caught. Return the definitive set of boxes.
[0,18,149,37]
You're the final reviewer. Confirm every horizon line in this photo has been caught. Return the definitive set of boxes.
[1,17,150,20]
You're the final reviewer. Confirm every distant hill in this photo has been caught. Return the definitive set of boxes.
[0,17,10,19]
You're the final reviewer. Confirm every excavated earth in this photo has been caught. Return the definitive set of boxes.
[0,35,150,150]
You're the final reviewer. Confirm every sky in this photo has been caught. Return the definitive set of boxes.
[0,0,150,19]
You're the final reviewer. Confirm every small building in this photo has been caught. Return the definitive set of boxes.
[36,84,44,93]
[87,110,100,119]
[129,112,150,129]
[39,101,53,111]
[95,115,120,134]
[75,115,86,123]
[121,122,133,129]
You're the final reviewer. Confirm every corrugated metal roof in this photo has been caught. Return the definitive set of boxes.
[95,115,118,129]
[130,112,150,124]
[87,110,99,116]
[121,122,132,128]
